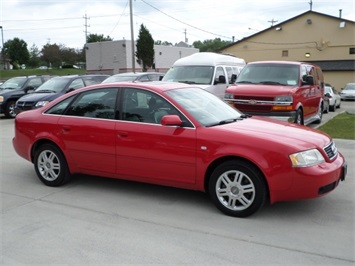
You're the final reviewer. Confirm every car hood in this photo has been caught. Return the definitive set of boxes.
[341,90,355,95]
[227,84,297,97]
[0,88,16,95]
[211,116,331,151]
[18,92,62,102]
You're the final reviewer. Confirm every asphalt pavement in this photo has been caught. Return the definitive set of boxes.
[0,101,354,264]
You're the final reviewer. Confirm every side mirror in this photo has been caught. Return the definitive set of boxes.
[231,74,237,83]
[214,75,226,85]
[325,92,331,97]
[25,86,35,93]
[302,75,314,86]
[161,115,182,126]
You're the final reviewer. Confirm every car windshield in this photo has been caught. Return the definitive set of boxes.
[324,86,332,94]
[0,77,27,90]
[343,84,355,90]
[237,64,299,86]
[162,66,213,85]
[102,75,137,83]
[166,87,243,126]
[35,78,71,93]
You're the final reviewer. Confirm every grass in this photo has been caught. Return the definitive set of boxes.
[0,68,86,80]
[317,112,355,140]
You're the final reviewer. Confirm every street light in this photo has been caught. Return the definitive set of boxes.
[0,26,4,70]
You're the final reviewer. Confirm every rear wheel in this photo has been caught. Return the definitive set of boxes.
[4,101,16,118]
[329,104,335,112]
[208,160,267,217]
[34,144,71,186]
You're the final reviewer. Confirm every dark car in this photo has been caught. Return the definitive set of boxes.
[0,75,53,118]
[102,72,164,83]
[15,74,109,114]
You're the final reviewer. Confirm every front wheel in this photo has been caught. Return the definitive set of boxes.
[34,144,71,186]
[294,108,304,125]
[208,160,267,217]
[4,101,16,118]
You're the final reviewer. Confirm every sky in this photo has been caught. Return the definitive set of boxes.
[0,0,354,50]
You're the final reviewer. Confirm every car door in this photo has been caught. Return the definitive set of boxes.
[57,88,118,175]
[115,87,197,184]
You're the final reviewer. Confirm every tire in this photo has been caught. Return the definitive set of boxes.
[208,160,267,218]
[323,104,329,113]
[329,104,335,112]
[34,144,71,187]
[4,101,16,118]
[294,108,304,125]
[314,102,323,124]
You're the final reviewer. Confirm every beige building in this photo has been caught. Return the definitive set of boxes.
[220,11,355,91]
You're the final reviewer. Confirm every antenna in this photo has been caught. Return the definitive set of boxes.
[309,0,313,11]
[268,19,278,26]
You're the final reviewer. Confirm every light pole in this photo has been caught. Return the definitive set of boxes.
[0,26,4,70]
[129,0,135,73]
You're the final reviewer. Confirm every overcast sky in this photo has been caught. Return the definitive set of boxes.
[0,0,354,50]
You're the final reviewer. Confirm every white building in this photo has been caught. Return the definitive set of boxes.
[85,40,199,75]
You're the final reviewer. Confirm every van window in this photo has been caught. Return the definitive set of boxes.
[215,67,226,84]
[225,67,235,84]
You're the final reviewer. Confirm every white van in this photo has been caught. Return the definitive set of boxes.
[162,52,246,99]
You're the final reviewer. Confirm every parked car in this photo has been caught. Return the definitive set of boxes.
[339,83,355,100]
[15,74,109,114]
[102,72,163,83]
[0,75,53,118]
[224,61,325,125]
[12,82,346,218]
[324,84,341,111]
[162,52,246,99]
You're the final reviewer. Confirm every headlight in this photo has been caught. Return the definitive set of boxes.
[289,149,325,167]
[0,96,3,103]
[35,101,50,108]
[274,95,293,103]
[224,93,234,99]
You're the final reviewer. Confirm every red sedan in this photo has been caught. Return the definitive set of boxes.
[12,82,347,217]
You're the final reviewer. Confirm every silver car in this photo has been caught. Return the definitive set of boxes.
[324,85,341,111]
[340,83,355,101]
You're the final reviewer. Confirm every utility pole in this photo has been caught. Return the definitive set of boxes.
[184,28,188,44]
[130,0,135,73]
[83,13,90,44]
[309,0,313,11]
[0,26,5,70]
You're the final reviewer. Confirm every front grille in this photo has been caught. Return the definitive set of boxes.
[234,104,272,112]
[323,141,338,160]
[235,95,274,101]
[318,181,337,195]
[16,101,35,111]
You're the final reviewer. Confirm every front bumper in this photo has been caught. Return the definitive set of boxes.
[270,153,347,204]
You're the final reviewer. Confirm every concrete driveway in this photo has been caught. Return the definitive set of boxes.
[0,102,354,264]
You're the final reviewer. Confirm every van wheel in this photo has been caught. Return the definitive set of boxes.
[208,160,267,217]
[294,108,304,125]
[4,101,16,118]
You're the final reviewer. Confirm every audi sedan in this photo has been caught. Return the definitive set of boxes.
[12,82,347,217]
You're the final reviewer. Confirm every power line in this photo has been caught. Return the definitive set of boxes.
[140,0,232,40]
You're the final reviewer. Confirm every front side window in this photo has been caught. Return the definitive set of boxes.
[214,67,226,84]
[68,79,85,90]
[27,78,43,89]
[122,88,190,125]
[65,88,118,119]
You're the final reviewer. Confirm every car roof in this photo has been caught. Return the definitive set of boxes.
[76,81,194,94]
[248,61,315,66]
[111,72,162,77]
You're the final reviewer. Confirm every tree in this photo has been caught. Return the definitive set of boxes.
[154,40,173,46]
[87,34,113,43]
[3,38,30,68]
[27,44,41,68]
[136,24,155,72]
[41,43,62,68]
[193,38,232,52]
